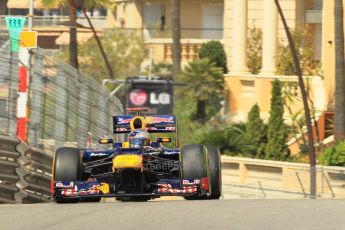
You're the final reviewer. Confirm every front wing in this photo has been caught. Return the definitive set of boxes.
[53,178,209,199]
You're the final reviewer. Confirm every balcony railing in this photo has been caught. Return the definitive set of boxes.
[145,38,223,63]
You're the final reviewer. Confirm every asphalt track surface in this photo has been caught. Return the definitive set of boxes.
[0,199,344,230]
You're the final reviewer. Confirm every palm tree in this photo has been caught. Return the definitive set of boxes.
[42,0,110,69]
[180,59,225,123]
[171,0,181,78]
[197,124,256,156]
[334,0,345,141]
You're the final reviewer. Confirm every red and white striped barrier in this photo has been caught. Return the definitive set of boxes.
[17,48,29,141]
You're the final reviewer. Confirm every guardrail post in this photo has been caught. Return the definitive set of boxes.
[257,181,266,198]
[322,170,335,198]
[28,53,44,147]
[295,171,307,198]
[54,65,67,149]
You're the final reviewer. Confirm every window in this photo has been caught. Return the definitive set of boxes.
[143,4,165,39]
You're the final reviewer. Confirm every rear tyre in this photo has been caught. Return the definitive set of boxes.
[207,147,222,199]
[180,144,209,200]
[53,147,82,203]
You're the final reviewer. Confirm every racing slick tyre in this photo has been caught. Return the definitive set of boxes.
[53,147,82,203]
[180,144,209,200]
[207,146,222,199]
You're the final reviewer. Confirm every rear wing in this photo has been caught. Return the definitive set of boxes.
[113,115,176,133]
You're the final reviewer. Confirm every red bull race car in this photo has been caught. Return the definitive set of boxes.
[51,108,222,203]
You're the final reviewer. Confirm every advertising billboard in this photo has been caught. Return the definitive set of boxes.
[125,77,174,115]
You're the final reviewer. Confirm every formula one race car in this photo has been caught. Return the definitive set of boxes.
[51,108,221,203]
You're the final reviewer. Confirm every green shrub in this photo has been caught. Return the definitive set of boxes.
[245,104,267,158]
[199,41,228,73]
[196,124,256,156]
[246,24,262,74]
[276,27,322,76]
[319,142,345,166]
[265,80,290,160]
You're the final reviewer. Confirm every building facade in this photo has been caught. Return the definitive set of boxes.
[112,0,325,122]
[1,0,330,124]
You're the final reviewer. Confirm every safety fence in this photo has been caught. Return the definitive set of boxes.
[221,156,345,199]
[0,37,123,151]
[0,134,52,203]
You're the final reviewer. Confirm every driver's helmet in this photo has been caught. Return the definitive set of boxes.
[129,129,150,148]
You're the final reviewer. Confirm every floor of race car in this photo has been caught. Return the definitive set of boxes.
[101,196,184,202]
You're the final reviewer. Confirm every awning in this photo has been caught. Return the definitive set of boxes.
[55,31,102,45]
[7,0,59,9]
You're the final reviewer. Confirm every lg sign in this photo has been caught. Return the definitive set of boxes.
[129,89,147,106]
[129,90,170,106]
[150,92,170,105]
[126,78,174,114]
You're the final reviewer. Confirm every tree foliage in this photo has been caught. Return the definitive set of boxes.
[42,0,113,69]
[319,142,345,166]
[199,41,228,73]
[265,80,290,160]
[171,0,181,78]
[142,62,173,78]
[57,30,144,81]
[42,0,111,8]
[245,104,267,158]
[246,24,263,74]
[196,124,256,156]
[276,27,322,76]
[179,59,225,123]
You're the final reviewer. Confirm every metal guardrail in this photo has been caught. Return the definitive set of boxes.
[0,135,52,203]
[221,156,345,199]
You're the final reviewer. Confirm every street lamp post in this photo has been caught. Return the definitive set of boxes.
[28,0,34,31]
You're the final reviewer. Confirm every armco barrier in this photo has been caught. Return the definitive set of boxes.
[221,156,345,199]
[0,135,52,203]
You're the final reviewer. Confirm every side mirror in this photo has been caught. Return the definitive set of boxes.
[157,137,171,143]
[98,138,113,144]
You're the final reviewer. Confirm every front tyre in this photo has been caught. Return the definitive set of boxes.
[53,147,82,203]
[180,144,209,200]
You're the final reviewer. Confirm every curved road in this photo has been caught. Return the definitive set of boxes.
[0,199,344,230]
